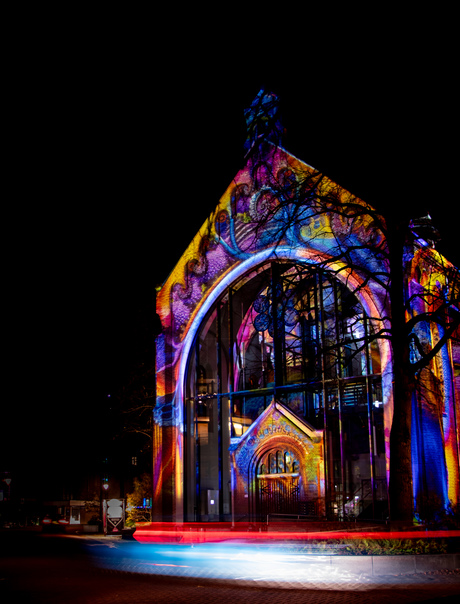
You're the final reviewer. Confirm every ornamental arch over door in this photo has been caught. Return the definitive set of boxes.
[230,400,325,522]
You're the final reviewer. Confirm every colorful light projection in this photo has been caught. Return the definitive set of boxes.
[407,247,459,512]
[155,146,391,427]
[153,98,458,522]
[153,142,393,521]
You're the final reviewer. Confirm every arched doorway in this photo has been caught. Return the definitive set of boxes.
[230,399,325,522]
[256,447,301,519]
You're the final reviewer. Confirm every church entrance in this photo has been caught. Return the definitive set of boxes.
[230,399,325,522]
[255,448,301,519]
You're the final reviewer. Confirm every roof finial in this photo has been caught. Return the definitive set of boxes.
[244,89,283,155]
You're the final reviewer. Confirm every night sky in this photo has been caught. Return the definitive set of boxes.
[3,17,459,499]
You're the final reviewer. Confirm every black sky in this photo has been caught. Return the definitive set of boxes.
[3,15,459,493]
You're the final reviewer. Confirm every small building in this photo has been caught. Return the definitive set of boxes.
[153,91,459,523]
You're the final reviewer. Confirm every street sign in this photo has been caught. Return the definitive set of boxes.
[103,499,125,534]
[107,499,123,518]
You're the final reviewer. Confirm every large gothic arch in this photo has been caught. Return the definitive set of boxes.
[153,143,393,522]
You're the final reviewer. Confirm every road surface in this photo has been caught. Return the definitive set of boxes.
[1,531,459,603]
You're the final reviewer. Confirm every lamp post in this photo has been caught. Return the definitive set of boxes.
[102,482,109,535]
[4,478,12,501]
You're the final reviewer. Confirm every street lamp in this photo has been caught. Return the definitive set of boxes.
[101,480,109,534]
[4,478,12,500]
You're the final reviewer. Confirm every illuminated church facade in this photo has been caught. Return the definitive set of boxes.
[153,91,459,523]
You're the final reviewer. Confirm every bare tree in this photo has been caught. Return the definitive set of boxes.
[112,306,161,464]
[116,363,155,451]
[237,143,459,522]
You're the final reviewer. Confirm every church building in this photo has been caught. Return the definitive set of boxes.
[152,91,459,524]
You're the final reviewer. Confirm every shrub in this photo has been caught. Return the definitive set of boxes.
[125,473,152,527]
[299,538,449,555]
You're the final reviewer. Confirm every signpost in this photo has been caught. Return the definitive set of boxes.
[103,499,125,534]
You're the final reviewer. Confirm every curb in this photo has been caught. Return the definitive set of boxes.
[59,531,460,576]
[323,552,460,575]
